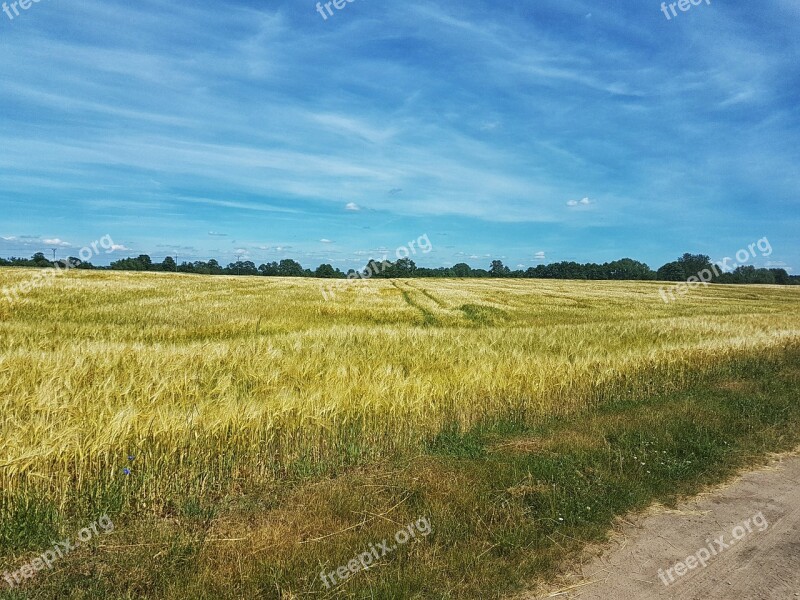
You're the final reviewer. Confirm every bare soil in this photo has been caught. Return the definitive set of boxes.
[518,451,800,599]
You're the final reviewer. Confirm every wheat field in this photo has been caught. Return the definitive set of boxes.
[1,268,799,512]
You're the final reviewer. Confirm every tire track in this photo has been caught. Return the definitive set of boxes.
[392,281,438,326]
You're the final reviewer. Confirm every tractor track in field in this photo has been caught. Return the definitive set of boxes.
[392,281,439,326]
[404,281,449,308]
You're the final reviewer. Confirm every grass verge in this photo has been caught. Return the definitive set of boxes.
[2,349,799,599]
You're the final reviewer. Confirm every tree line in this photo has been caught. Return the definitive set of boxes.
[0,251,797,285]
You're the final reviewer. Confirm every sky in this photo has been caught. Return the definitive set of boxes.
[0,0,798,271]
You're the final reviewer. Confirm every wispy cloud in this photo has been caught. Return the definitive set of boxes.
[43,238,71,247]
[0,0,796,270]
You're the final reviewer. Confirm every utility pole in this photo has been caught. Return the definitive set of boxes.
[236,253,243,276]
[50,248,57,263]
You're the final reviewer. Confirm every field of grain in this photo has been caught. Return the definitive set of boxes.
[1,269,799,514]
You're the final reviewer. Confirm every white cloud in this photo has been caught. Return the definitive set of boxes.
[109,244,130,252]
[320,238,333,243]
[208,231,227,237]
[311,113,397,144]
[534,251,546,261]
[43,238,71,247]
[567,197,592,207]
[1,236,17,241]
[345,202,360,211]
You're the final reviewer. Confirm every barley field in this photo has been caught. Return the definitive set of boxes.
[1,268,799,514]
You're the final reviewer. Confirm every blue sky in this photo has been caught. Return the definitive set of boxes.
[0,0,798,271]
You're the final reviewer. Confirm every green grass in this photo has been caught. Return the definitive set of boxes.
[2,348,798,599]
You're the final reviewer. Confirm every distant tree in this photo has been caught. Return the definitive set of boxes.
[258,261,279,276]
[489,260,510,277]
[416,267,452,277]
[32,252,52,268]
[393,257,417,277]
[727,265,775,284]
[675,253,715,279]
[607,258,655,280]
[544,261,587,280]
[162,256,177,271]
[315,263,338,278]
[206,259,222,274]
[137,255,153,270]
[769,268,791,285]
[656,261,686,281]
[226,260,258,276]
[277,259,304,277]
[111,255,152,271]
[65,256,95,270]
[380,258,416,278]
[525,265,546,278]
[452,263,472,278]
[2,248,787,287]
[364,258,389,278]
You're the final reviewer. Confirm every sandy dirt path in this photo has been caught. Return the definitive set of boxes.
[519,452,800,600]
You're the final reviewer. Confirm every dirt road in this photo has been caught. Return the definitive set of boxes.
[521,452,800,599]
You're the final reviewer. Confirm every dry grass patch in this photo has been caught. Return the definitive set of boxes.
[714,379,760,393]
[491,431,606,455]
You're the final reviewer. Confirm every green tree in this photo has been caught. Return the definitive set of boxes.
[315,264,338,278]
[277,259,305,277]
[452,263,472,278]
[678,253,713,277]
[656,261,686,281]
[32,252,52,267]
[607,258,655,280]
[769,268,790,285]
[489,260,510,277]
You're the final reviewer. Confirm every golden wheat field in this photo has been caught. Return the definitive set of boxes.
[1,268,799,509]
